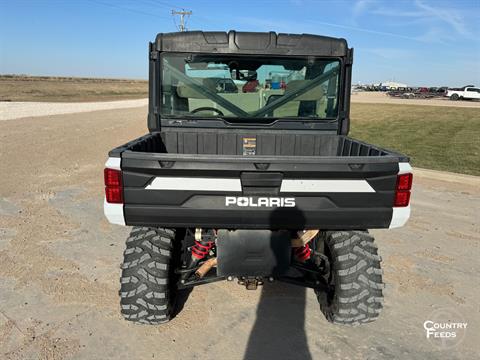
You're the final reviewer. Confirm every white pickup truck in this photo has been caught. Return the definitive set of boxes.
[446,86,480,100]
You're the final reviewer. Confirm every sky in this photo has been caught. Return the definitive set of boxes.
[0,0,479,86]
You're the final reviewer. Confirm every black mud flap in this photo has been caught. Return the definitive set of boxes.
[216,230,291,277]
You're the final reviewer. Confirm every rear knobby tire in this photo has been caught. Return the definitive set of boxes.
[120,227,176,324]
[317,231,384,326]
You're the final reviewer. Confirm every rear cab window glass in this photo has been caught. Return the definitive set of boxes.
[160,53,341,121]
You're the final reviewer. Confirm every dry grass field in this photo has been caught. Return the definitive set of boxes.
[0,75,147,102]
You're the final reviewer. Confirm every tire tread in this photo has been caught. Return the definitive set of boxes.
[120,226,175,325]
[318,231,384,326]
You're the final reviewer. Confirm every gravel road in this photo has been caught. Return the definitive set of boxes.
[0,99,147,121]
[351,92,480,108]
[0,106,478,359]
[1,90,479,122]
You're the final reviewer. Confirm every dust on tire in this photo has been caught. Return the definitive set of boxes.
[120,227,176,324]
[317,231,385,326]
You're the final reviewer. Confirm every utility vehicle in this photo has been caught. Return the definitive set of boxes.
[103,31,413,326]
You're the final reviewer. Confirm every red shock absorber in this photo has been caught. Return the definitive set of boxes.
[294,243,312,262]
[191,229,215,260]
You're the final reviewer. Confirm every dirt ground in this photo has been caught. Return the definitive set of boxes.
[351,91,480,108]
[0,106,479,359]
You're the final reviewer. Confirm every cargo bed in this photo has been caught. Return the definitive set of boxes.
[106,130,410,230]
[120,130,395,157]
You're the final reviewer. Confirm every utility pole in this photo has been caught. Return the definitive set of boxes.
[172,9,192,32]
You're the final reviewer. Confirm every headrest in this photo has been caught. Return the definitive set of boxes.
[285,80,325,101]
[176,83,207,99]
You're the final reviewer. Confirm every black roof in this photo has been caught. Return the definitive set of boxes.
[155,31,349,57]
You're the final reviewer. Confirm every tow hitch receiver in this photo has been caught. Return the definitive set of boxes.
[238,277,264,290]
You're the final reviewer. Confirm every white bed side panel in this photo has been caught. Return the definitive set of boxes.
[103,199,125,226]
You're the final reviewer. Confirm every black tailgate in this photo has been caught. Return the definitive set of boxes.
[120,152,401,230]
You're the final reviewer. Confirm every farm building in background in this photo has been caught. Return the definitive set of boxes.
[380,81,408,90]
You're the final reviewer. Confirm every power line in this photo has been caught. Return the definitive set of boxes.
[140,0,184,11]
[89,0,171,20]
[171,9,192,32]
